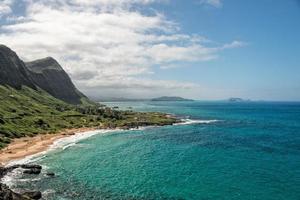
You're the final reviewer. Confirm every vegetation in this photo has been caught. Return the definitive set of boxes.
[0,86,177,149]
[151,96,194,101]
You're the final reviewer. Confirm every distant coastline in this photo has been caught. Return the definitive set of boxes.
[95,96,194,102]
[151,96,194,101]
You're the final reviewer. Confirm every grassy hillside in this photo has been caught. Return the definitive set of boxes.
[0,86,177,149]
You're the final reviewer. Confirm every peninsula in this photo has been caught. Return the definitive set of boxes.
[151,96,194,101]
[0,44,179,198]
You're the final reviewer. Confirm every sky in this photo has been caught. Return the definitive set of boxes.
[0,0,299,101]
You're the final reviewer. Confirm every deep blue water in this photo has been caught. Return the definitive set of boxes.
[11,101,300,199]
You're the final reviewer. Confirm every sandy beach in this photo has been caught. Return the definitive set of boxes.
[0,127,98,167]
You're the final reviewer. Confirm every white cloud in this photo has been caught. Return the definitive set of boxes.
[222,41,247,49]
[0,0,242,98]
[198,0,222,8]
[0,0,14,17]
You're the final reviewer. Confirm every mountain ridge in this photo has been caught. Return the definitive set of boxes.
[0,45,86,104]
[25,57,86,104]
[0,45,36,90]
[0,45,178,199]
[0,45,177,150]
[26,57,64,73]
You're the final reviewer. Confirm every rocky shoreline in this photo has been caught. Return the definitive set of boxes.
[0,164,45,200]
[0,121,180,200]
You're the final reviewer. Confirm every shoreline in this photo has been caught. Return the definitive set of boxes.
[0,119,215,167]
[0,127,101,167]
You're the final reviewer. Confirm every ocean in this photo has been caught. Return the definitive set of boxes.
[4,101,300,200]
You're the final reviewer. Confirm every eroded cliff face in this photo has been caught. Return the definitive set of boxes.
[0,44,86,104]
[0,45,36,90]
[26,57,86,104]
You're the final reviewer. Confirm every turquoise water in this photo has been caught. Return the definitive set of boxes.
[12,101,300,199]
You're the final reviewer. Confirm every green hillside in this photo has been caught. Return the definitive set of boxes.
[0,86,177,149]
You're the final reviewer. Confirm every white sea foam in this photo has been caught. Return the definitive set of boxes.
[43,189,56,196]
[1,168,24,187]
[176,119,220,125]
[5,129,120,167]
[4,121,216,168]
[1,122,218,186]
[49,129,118,150]
[2,129,122,186]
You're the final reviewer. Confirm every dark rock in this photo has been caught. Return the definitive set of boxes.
[25,57,87,104]
[1,165,43,199]
[46,172,55,177]
[0,183,31,200]
[0,165,20,179]
[21,191,42,200]
[1,164,43,179]
[21,164,42,175]
[20,164,42,170]
[23,168,41,175]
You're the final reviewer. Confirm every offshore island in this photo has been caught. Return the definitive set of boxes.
[0,45,178,199]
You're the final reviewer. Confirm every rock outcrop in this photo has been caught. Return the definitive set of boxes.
[0,164,43,200]
[21,191,42,200]
[45,172,55,177]
[0,183,29,200]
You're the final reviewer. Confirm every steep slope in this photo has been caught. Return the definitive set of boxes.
[25,57,86,104]
[0,86,176,149]
[0,45,177,149]
[0,45,36,90]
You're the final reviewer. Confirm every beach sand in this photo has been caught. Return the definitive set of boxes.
[0,127,98,166]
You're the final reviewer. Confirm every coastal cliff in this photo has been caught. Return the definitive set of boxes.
[0,45,178,149]
[0,44,178,199]
[0,45,36,90]
[0,45,85,104]
[26,57,86,104]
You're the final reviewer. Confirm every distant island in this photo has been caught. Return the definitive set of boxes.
[228,98,251,102]
[96,97,148,102]
[95,96,194,102]
[151,96,194,102]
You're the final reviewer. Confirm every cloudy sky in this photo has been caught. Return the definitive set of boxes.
[0,0,300,101]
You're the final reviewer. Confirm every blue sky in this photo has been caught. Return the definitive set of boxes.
[151,0,300,101]
[0,0,299,101]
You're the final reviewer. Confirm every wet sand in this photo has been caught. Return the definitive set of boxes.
[0,127,97,166]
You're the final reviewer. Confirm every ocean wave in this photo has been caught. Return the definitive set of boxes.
[49,129,118,150]
[1,168,24,187]
[176,119,220,125]
[6,129,120,167]
[2,129,122,187]
[43,189,56,196]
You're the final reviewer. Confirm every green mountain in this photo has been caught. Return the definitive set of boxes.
[0,45,36,90]
[0,45,177,149]
[0,45,86,104]
[26,57,86,104]
[151,96,194,101]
